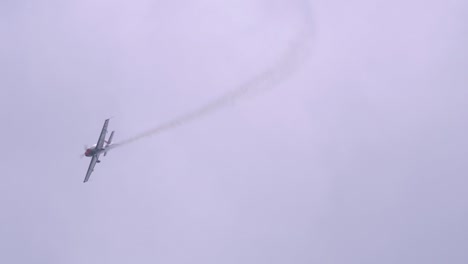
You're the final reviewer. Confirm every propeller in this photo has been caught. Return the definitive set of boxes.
[80,145,88,159]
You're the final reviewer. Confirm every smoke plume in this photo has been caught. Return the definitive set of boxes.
[117,25,313,148]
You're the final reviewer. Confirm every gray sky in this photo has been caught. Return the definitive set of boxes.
[1,0,467,263]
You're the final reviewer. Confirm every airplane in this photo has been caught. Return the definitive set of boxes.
[81,118,118,183]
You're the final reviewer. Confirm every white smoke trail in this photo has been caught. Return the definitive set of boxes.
[117,15,313,148]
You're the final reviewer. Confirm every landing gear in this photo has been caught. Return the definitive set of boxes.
[97,160,101,163]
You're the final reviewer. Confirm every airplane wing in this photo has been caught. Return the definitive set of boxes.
[83,154,100,183]
[95,118,110,150]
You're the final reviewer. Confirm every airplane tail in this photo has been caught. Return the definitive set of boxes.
[104,131,114,156]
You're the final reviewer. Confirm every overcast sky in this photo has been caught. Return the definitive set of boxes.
[1,0,467,263]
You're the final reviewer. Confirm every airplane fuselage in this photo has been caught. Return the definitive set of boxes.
[84,144,115,157]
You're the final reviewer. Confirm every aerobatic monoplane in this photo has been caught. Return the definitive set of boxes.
[81,118,117,183]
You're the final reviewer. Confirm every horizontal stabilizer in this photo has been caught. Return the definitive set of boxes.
[104,131,114,156]
[105,131,114,146]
